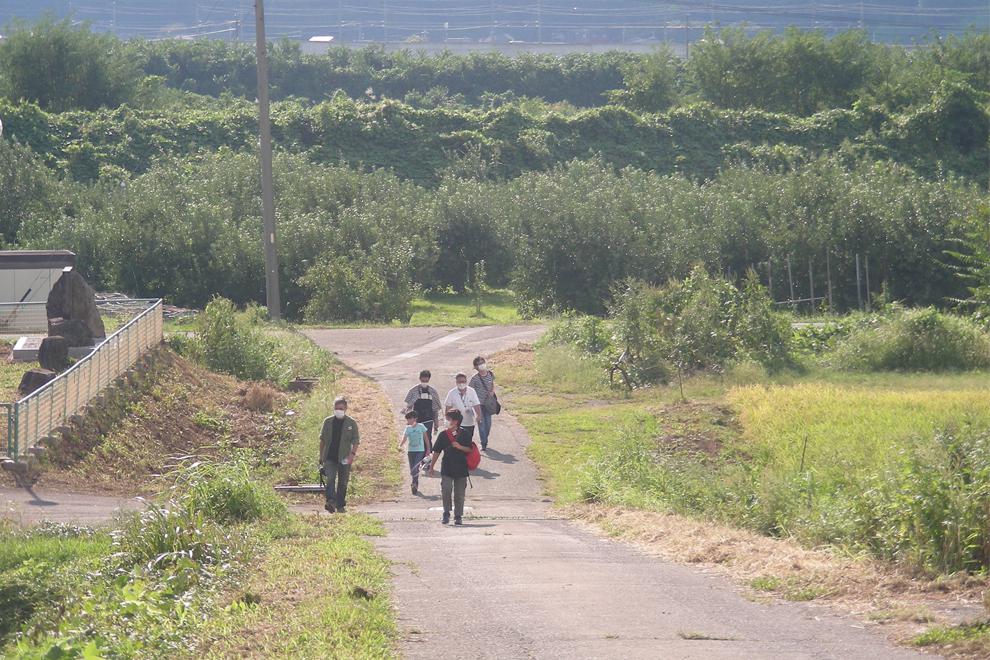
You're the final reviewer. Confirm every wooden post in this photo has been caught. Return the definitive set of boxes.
[767,258,773,300]
[826,251,833,313]
[855,253,863,310]
[786,255,796,313]
[864,254,871,311]
[808,258,815,314]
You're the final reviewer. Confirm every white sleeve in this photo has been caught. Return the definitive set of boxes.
[443,389,455,408]
[468,387,481,407]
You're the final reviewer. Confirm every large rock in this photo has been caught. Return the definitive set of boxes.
[38,336,69,371]
[46,270,105,343]
[18,368,56,397]
[47,317,94,347]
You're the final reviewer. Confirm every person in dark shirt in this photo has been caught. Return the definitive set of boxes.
[319,396,360,513]
[429,409,472,525]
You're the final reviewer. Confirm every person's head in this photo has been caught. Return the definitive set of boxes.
[473,355,488,373]
[446,409,463,429]
[455,372,468,391]
[333,396,347,419]
[419,369,431,385]
[405,410,419,426]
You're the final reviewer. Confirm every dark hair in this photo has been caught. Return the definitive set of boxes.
[445,409,463,424]
[472,356,486,368]
[419,369,431,379]
[405,410,419,420]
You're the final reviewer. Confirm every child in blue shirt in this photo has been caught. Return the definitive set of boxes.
[399,411,430,495]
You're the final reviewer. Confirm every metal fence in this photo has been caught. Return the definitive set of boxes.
[0,302,49,335]
[3,299,163,460]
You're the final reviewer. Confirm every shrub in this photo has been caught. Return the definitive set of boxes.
[299,249,415,323]
[193,297,281,382]
[171,460,286,525]
[111,502,223,570]
[830,307,990,371]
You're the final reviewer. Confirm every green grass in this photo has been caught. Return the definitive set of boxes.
[201,514,395,659]
[913,621,990,656]
[0,359,33,402]
[408,289,527,327]
[0,526,110,645]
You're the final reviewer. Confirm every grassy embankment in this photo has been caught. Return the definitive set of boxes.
[496,345,990,656]
[0,322,402,658]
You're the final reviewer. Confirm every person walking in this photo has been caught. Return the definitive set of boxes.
[469,355,498,451]
[429,409,472,525]
[319,396,359,513]
[403,369,442,444]
[444,372,482,440]
[399,411,429,495]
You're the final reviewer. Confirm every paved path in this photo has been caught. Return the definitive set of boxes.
[304,325,927,660]
[0,486,138,526]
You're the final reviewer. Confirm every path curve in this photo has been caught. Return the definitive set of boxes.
[304,325,927,660]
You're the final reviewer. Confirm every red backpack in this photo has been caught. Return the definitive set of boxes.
[466,441,481,472]
[446,429,481,472]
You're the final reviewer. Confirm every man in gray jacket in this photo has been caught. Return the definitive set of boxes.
[319,396,360,513]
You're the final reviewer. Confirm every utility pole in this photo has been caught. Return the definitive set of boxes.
[254,0,281,320]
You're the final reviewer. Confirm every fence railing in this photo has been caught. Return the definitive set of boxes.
[4,299,163,460]
[0,302,49,335]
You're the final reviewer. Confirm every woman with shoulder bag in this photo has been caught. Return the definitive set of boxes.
[469,355,500,452]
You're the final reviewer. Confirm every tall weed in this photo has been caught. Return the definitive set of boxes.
[830,307,990,371]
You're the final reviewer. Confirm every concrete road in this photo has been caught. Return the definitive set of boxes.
[304,325,927,660]
[0,486,138,526]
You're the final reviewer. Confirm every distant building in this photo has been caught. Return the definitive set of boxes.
[0,251,76,304]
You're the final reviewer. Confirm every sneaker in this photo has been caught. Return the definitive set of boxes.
[481,445,487,452]
[442,512,450,525]
[324,503,335,513]
[411,484,417,495]
[337,506,346,514]
[454,517,463,526]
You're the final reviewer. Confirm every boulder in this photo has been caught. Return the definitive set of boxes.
[46,269,105,341]
[17,368,56,397]
[47,317,94,347]
[38,336,69,371]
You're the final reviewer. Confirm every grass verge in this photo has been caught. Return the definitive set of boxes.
[199,514,395,659]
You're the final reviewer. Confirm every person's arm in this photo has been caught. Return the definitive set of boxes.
[428,449,441,475]
[318,418,329,464]
[469,388,482,420]
[347,421,360,463]
[402,386,417,414]
[398,428,408,449]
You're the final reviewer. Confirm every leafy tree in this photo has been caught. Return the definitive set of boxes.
[608,47,680,112]
[946,204,990,319]
[0,18,139,111]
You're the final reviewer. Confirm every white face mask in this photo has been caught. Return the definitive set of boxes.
[333,410,346,419]
[477,363,487,372]
[457,383,467,391]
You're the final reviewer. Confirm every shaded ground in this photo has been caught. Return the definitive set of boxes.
[0,349,297,523]
[303,325,927,659]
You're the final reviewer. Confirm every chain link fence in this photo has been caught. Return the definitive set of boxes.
[3,299,163,460]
